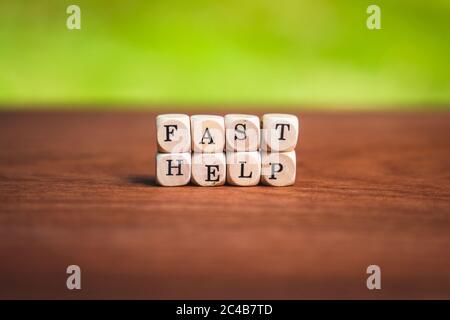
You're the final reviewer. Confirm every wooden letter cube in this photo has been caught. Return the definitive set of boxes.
[261,114,299,152]
[261,151,296,186]
[225,114,260,152]
[226,151,261,186]
[156,152,191,186]
[191,153,226,186]
[156,114,191,153]
[191,115,225,153]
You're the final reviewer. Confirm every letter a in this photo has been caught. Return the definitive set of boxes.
[66,5,81,30]
[200,128,214,145]
[366,5,381,30]
[366,265,381,289]
[66,265,81,290]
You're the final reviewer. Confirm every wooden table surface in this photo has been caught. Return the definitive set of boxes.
[0,111,449,299]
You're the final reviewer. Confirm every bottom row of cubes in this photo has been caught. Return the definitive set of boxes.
[156,151,296,187]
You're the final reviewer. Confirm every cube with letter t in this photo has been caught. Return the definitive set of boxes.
[261,114,299,152]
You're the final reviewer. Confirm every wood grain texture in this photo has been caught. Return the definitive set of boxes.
[0,111,449,299]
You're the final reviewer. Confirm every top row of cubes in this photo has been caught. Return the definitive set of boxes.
[157,114,299,153]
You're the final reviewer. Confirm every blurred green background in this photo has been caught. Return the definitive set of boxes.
[0,0,449,110]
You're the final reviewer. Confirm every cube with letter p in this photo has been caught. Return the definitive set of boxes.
[261,151,296,186]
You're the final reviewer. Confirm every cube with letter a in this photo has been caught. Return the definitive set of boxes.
[191,115,225,153]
